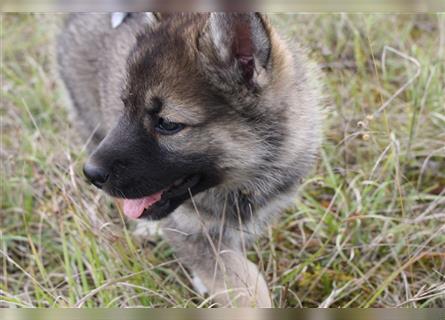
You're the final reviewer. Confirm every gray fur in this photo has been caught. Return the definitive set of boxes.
[57,13,323,307]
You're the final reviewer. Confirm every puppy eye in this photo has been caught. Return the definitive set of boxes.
[155,117,185,135]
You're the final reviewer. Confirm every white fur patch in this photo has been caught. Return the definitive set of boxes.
[132,220,163,239]
[192,274,208,296]
[111,12,158,29]
[111,12,128,28]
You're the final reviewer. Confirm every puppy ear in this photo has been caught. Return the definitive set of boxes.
[201,13,271,86]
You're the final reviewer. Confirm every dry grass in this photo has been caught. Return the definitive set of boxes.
[1,13,444,307]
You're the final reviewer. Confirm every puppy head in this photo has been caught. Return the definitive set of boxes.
[84,13,289,220]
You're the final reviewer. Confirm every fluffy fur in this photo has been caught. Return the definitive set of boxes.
[57,13,323,307]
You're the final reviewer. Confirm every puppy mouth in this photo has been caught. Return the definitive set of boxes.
[120,175,201,220]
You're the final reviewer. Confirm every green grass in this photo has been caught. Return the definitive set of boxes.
[1,13,444,307]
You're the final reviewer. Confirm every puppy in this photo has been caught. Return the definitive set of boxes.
[57,13,323,307]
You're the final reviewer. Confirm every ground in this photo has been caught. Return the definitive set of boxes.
[1,13,444,307]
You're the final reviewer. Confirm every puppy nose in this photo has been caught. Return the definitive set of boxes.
[83,161,109,188]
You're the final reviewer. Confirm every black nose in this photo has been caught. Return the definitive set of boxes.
[83,161,109,188]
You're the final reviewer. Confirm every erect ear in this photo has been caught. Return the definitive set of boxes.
[202,13,271,86]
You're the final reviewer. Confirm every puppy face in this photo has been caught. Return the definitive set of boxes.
[84,14,280,220]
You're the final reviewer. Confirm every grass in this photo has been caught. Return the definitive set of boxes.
[1,13,444,308]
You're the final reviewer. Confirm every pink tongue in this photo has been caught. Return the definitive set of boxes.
[122,191,163,219]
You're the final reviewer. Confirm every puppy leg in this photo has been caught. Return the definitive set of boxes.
[196,248,271,307]
[163,224,271,307]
